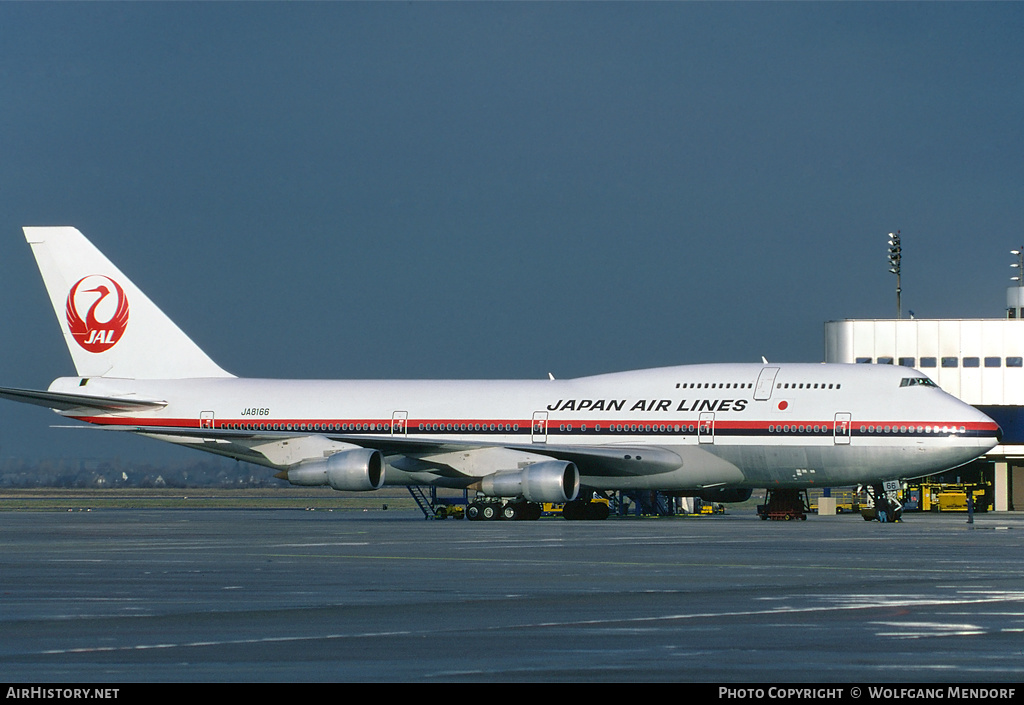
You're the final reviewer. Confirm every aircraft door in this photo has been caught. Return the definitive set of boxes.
[834,412,851,445]
[200,411,215,429]
[532,411,548,443]
[698,412,715,444]
[392,411,408,437]
[754,367,780,401]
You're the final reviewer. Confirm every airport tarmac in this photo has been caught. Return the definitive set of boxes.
[1,507,1023,683]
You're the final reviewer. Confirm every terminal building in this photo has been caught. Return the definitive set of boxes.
[824,286,1024,512]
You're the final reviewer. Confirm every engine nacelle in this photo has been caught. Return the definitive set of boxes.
[283,448,385,491]
[478,461,580,503]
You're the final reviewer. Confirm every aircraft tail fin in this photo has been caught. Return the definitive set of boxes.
[23,226,234,379]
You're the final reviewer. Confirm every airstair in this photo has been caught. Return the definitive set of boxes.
[407,486,466,519]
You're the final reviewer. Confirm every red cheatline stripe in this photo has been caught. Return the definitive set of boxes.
[71,415,999,434]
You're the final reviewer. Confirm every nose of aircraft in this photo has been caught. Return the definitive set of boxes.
[962,401,1001,452]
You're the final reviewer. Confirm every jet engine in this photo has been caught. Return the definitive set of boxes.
[280,448,385,491]
[477,460,580,503]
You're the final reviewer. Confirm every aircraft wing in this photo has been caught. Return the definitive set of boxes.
[88,422,477,456]
[499,443,683,477]
[0,386,167,414]
[73,422,683,477]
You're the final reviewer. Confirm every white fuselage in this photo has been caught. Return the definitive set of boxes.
[51,362,1000,492]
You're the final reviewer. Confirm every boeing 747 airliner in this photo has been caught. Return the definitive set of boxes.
[0,227,1000,520]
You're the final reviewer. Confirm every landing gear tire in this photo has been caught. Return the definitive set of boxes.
[562,500,585,520]
[481,504,497,521]
[466,503,482,521]
[562,499,609,520]
[521,502,542,521]
[500,504,518,521]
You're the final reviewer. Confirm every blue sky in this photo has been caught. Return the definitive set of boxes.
[1,2,1022,461]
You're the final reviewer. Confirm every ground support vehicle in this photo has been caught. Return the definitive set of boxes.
[540,496,611,521]
[902,481,991,513]
[694,500,726,515]
[757,489,810,520]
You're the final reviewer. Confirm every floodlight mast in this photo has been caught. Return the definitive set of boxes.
[1010,248,1024,319]
[888,231,902,319]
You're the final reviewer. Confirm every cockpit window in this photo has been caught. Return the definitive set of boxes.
[900,377,937,388]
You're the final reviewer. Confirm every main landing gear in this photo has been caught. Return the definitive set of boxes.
[757,489,809,521]
[467,499,543,521]
[465,498,610,521]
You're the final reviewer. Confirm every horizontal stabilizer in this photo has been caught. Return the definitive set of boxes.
[0,386,167,413]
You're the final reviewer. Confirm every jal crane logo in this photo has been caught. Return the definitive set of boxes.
[65,275,129,352]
